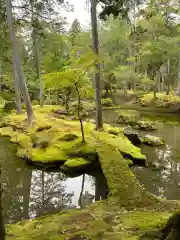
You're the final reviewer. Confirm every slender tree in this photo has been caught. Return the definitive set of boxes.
[90,0,103,130]
[6,0,33,125]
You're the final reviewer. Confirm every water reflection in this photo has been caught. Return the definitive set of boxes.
[98,109,180,201]
[134,125,180,200]
[0,137,108,224]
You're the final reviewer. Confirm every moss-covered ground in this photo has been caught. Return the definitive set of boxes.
[1,105,180,240]
[139,92,180,109]
[0,105,146,169]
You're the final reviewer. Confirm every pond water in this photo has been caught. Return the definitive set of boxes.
[0,137,108,224]
[99,110,180,200]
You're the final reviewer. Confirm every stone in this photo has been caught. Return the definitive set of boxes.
[54,109,68,116]
[149,162,166,170]
[4,101,16,112]
[134,120,156,131]
[60,158,92,174]
[141,135,165,146]
[123,128,141,146]
[115,110,140,125]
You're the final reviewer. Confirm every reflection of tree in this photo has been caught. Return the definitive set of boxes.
[78,174,85,208]
[0,137,109,223]
[135,124,180,200]
[29,171,74,218]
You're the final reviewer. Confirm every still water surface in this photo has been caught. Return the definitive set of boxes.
[0,137,108,223]
[100,110,180,200]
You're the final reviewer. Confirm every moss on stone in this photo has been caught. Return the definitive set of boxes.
[107,127,122,136]
[6,207,171,240]
[139,92,180,109]
[115,110,140,124]
[94,131,146,165]
[141,135,165,146]
[61,157,91,170]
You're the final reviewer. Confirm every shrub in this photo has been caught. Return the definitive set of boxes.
[101,98,113,106]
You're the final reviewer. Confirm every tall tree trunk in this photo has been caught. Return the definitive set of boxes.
[0,167,5,240]
[175,57,180,96]
[13,62,22,113]
[30,0,42,106]
[166,59,170,95]
[6,0,33,125]
[91,0,103,130]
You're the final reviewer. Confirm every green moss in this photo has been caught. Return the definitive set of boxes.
[134,120,157,131]
[62,157,90,169]
[62,154,94,174]
[30,147,67,163]
[94,131,146,164]
[141,135,165,146]
[107,127,122,136]
[94,142,155,207]
[115,110,140,124]
[118,210,170,231]
[10,133,32,148]
[140,92,180,108]
[59,133,78,141]
[101,98,113,106]
[0,127,13,137]
[7,207,171,240]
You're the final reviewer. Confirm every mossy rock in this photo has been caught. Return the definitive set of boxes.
[28,147,67,167]
[124,128,141,146]
[61,157,92,174]
[53,109,68,115]
[141,135,165,146]
[134,121,157,131]
[67,142,98,162]
[116,110,140,124]
[101,98,113,106]
[0,121,7,128]
[4,101,16,112]
[107,127,122,136]
[94,131,146,166]
[36,124,52,132]
[59,133,78,141]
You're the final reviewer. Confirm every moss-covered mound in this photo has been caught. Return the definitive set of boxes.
[7,209,172,240]
[0,105,146,170]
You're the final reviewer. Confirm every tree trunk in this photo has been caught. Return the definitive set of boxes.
[30,0,42,106]
[175,57,180,96]
[90,0,103,130]
[166,59,170,95]
[13,62,22,113]
[0,167,5,240]
[156,70,161,92]
[6,0,33,125]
